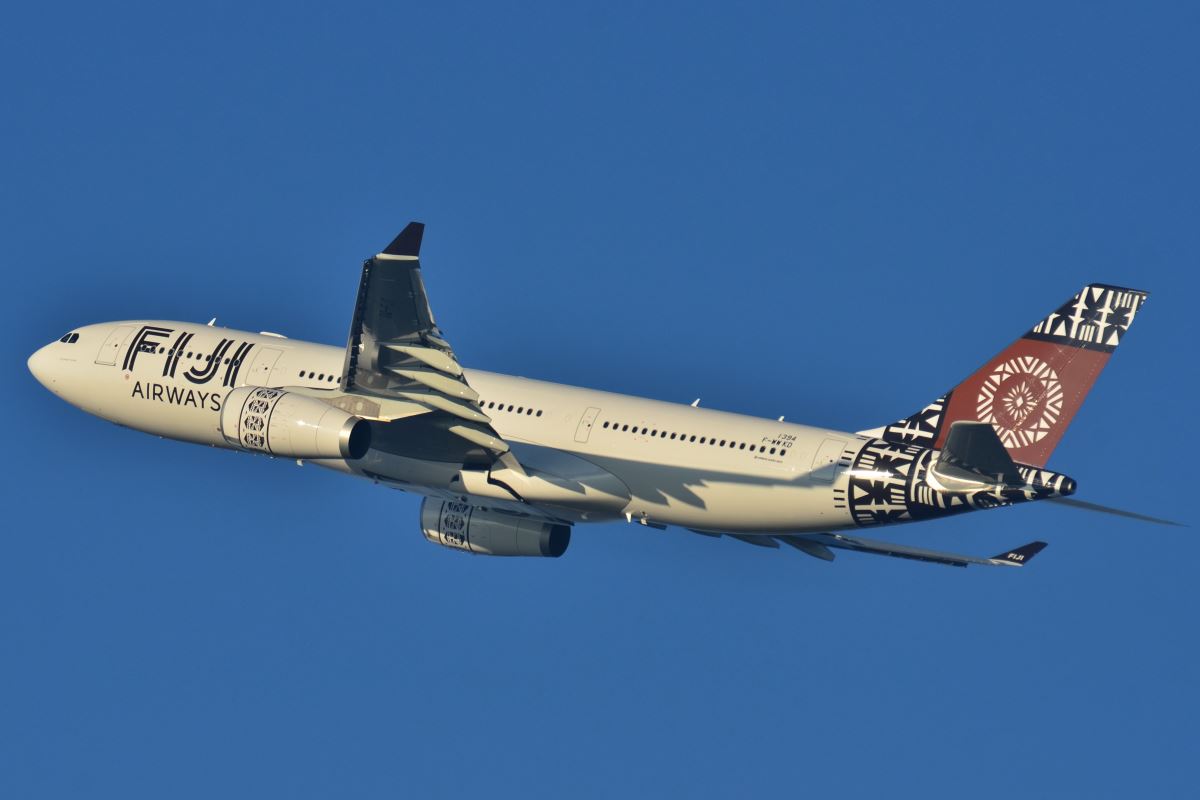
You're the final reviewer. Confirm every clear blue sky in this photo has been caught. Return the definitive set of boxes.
[3,2,1197,797]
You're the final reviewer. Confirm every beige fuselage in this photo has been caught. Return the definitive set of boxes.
[32,320,877,533]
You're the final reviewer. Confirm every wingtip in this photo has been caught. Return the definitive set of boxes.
[991,540,1048,566]
[381,221,425,258]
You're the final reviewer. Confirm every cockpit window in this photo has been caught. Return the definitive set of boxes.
[59,333,80,344]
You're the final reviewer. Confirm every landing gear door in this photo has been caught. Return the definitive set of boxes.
[243,347,283,388]
[575,407,601,443]
[95,325,135,366]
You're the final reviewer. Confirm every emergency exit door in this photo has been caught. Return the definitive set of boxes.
[243,348,283,387]
[575,407,601,443]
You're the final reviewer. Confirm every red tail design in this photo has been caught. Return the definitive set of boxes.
[878,284,1148,468]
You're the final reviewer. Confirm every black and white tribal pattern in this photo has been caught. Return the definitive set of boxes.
[843,438,1075,527]
[1027,284,1147,351]
[881,394,947,447]
[238,388,283,453]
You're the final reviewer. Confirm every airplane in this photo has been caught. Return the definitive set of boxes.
[27,223,1161,567]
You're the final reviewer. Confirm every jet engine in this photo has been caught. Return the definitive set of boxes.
[420,498,571,557]
[220,386,371,459]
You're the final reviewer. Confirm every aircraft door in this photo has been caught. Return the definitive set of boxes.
[243,347,283,387]
[811,438,848,482]
[575,407,601,443]
[95,325,135,366]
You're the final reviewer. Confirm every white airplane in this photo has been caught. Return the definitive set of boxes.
[28,223,1158,567]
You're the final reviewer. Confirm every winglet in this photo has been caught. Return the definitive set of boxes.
[380,222,425,259]
[990,541,1047,566]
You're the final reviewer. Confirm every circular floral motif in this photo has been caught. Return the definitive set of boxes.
[975,356,1064,449]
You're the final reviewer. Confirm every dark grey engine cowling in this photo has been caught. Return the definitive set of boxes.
[420,498,571,557]
[220,387,371,460]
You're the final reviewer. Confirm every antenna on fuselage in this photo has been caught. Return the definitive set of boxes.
[206,318,217,326]
[691,398,700,407]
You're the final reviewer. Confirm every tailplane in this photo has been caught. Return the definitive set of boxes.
[867,284,1148,468]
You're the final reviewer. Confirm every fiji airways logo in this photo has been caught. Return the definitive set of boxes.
[975,356,1064,449]
[123,325,254,388]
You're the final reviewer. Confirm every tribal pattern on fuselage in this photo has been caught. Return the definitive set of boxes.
[841,438,1076,528]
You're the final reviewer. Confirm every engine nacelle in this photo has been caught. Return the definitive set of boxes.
[220,386,371,460]
[420,499,570,557]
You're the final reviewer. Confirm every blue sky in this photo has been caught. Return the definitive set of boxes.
[3,2,1197,797]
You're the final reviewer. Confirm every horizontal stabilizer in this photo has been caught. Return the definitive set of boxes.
[1048,497,1184,527]
[935,421,1023,487]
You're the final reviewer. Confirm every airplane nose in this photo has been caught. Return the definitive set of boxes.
[27,344,53,388]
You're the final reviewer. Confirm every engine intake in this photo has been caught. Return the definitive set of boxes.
[220,387,370,460]
[420,499,570,557]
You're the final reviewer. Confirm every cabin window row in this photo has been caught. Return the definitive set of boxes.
[601,420,788,456]
[298,370,339,383]
[480,400,543,417]
[160,348,244,366]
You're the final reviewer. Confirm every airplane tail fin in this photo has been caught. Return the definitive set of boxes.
[870,284,1148,468]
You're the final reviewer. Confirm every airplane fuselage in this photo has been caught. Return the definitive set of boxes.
[29,320,1075,536]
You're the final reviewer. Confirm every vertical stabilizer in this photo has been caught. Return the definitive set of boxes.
[876,284,1148,467]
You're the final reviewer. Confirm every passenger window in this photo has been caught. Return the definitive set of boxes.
[536,410,543,417]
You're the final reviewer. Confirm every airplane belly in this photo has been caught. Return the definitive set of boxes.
[587,443,865,534]
[641,479,853,533]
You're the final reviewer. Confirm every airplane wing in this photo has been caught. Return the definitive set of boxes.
[770,533,1047,567]
[336,222,511,460]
